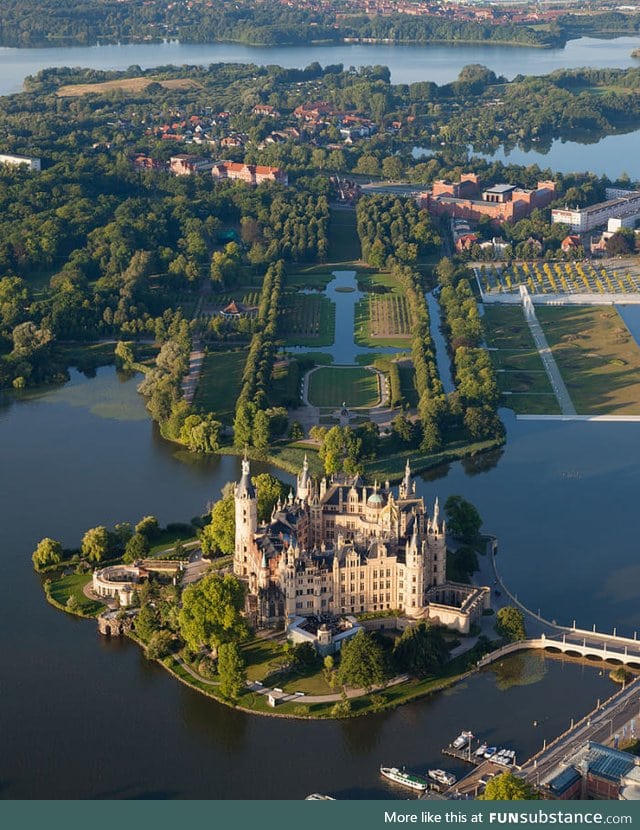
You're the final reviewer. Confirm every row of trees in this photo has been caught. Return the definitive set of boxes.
[436,259,503,443]
[233,261,288,449]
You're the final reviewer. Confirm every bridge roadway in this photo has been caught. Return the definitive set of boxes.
[519,677,640,788]
[477,630,640,668]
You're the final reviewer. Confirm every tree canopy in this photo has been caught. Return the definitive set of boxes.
[479,772,539,800]
[178,572,249,652]
[337,629,388,692]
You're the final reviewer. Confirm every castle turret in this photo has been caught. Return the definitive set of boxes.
[234,453,258,578]
[399,458,412,499]
[297,454,311,503]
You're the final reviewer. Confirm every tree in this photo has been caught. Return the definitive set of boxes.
[32,537,63,571]
[444,495,483,543]
[479,772,539,800]
[81,526,110,563]
[217,641,247,702]
[496,606,526,642]
[124,532,150,563]
[337,630,387,692]
[200,484,235,556]
[178,572,249,653]
[252,473,288,522]
[134,603,160,641]
[393,623,450,679]
[115,340,135,370]
[146,630,174,660]
[135,515,160,539]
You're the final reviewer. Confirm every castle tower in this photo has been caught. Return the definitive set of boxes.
[399,458,412,500]
[234,453,257,578]
[296,454,311,503]
[405,518,425,617]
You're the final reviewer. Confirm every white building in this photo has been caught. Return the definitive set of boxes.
[0,153,41,171]
[552,191,640,233]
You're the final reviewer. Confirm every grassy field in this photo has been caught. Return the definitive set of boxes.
[328,208,361,263]
[46,572,104,617]
[483,305,560,414]
[308,366,380,408]
[537,306,640,415]
[193,349,247,423]
[269,358,301,408]
[57,77,202,97]
[279,293,335,346]
[355,269,413,348]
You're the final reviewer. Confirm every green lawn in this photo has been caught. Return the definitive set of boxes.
[269,358,301,408]
[483,305,538,350]
[537,306,640,415]
[193,349,247,423]
[328,207,361,263]
[147,529,197,557]
[308,366,380,408]
[500,392,561,415]
[483,305,559,414]
[46,572,104,617]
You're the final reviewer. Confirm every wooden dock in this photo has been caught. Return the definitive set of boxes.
[442,746,482,766]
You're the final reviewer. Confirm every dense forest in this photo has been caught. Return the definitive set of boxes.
[0,0,572,48]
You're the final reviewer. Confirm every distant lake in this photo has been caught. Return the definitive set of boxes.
[1,35,640,97]
[413,128,640,182]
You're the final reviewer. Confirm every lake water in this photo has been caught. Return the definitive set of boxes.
[414,128,640,182]
[0,367,622,798]
[1,35,640,97]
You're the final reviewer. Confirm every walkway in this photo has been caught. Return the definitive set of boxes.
[520,286,576,416]
[181,342,205,404]
[173,653,410,704]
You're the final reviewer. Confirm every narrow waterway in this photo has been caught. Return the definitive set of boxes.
[425,291,455,394]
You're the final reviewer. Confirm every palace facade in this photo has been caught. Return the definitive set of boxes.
[233,456,489,634]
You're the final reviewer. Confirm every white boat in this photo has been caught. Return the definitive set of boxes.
[475,742,488,757]
[380,766,428,791]
[452,730,474,750]
[428,769,457,787]
[305,794,336,800]
[483,746,497,760]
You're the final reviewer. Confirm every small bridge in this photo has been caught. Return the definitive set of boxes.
[477,633,640,669]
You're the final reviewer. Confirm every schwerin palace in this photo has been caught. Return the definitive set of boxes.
[233,455,490,635]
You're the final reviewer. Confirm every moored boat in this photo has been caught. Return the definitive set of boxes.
[380,766,428,791]
[452,730,474,749]
[305,794,336,800]
[475,742,488,757]
[428,769,457,787]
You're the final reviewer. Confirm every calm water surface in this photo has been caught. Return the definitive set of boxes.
[1,36,640,96]
[0,367,635,798]
[414,129,640,181]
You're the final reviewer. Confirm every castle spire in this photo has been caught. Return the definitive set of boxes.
[400,457,412,499]
[433,496,440,530]
[236,452,255,499]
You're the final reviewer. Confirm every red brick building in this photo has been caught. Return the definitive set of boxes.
[211,162,288,187]
[421,172,556,224]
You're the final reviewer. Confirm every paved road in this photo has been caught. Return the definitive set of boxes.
[521,678,640,786]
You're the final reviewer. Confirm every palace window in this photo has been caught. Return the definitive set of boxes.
[386,569,391,577]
